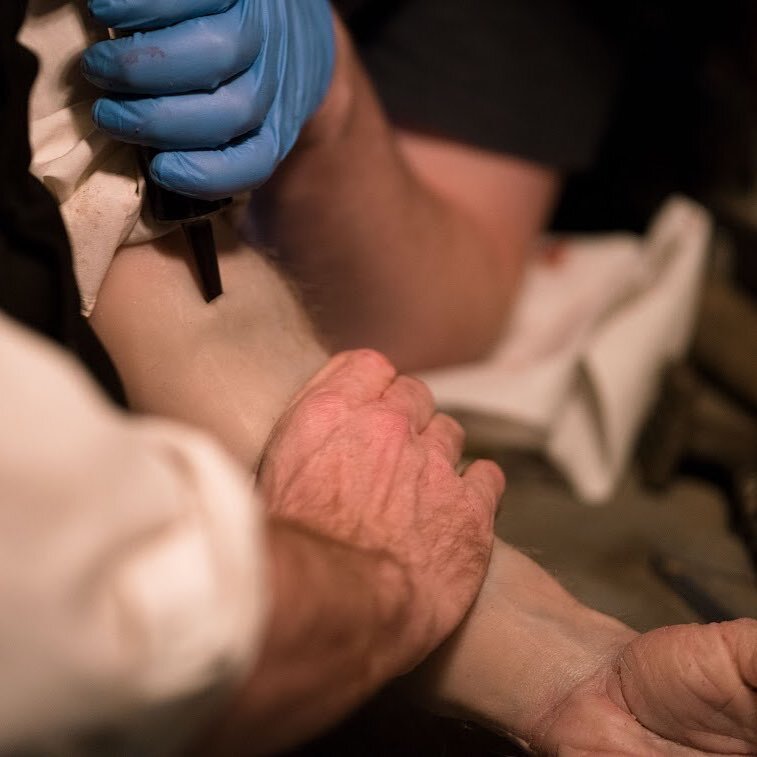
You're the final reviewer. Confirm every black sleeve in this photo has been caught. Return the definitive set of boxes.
[346,0,620,171]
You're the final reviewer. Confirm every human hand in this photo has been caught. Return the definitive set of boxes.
[257,349,505,675]
[82,0,334,199]
[415,541,756,755]
[531,620,757,755]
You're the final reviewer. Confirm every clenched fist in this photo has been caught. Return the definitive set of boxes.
[258,349,505,674]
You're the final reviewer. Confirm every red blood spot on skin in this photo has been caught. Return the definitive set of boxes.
[121,46,166,66]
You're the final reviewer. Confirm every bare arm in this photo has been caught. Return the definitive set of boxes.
[90,219,327,471]
[256,16,560,371]
[91,231,503,752]
[91,229,757,754]
[205,519,410,756]
[415,538,757,754]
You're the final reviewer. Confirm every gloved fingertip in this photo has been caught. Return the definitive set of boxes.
[90,98,102,127]
[151,154,227,201]
[149,154,182,193]
[80,49,94,76]
[91,99,117,132]
[81,48,110,89]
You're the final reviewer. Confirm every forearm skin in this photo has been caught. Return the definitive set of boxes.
[256,16,558,371]
[90,219,327,472]
[412,538,638,749]
[92,221,632,752]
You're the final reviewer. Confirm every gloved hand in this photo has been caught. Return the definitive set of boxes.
[82,0,335,200]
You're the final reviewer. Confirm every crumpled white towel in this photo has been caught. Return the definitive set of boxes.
[20,0,168,316]
[422,197,711,504]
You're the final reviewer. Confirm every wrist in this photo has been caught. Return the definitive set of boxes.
[410,540,638,743]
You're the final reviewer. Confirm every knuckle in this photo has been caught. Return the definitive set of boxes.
[374,407,413,438]
[405,375,434,403]
[193,18,250,84]
[290,394,344,438]
[425,441,455,471]
[472,487,498,521]
[308,389,348,416]
[438,412,464,437]
[421,455,455,490]
[111,54,145,90]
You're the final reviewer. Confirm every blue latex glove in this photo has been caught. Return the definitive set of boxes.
[82,0,335,200]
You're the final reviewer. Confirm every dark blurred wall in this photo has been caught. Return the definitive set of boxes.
[557,1,757,232]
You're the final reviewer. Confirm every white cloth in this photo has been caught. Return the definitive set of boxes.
[20,0,168,316]
[422,197,711,503]
[0,313,267,755]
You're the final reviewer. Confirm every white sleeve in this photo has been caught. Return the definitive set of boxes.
[0,313,268,756]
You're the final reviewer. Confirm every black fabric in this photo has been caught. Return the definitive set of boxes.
[554,1,757,232]
[336,0,619,171]
[336,1,757,231]
[0,0,125,405]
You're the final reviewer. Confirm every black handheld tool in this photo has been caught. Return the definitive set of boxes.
[105,28,230,303]
[139,149,230,302]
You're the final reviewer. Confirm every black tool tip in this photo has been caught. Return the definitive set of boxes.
[183,220,223,302]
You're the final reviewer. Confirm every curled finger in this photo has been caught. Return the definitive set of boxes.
[149,119,281,198]
[88,0,237,31]
[92,58,277,150]
[421,413,466,466]
[83,3,263,95]
[381,375,436,434]
[462,459,506,523]
[285,350,398,410]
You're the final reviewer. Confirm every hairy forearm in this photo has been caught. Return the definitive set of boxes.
[94,217,625,750]
[90,219,327,471]
[200,519,410,755]
[412,538,638,747]
[256,16,556,371]
[91,231,430,752]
